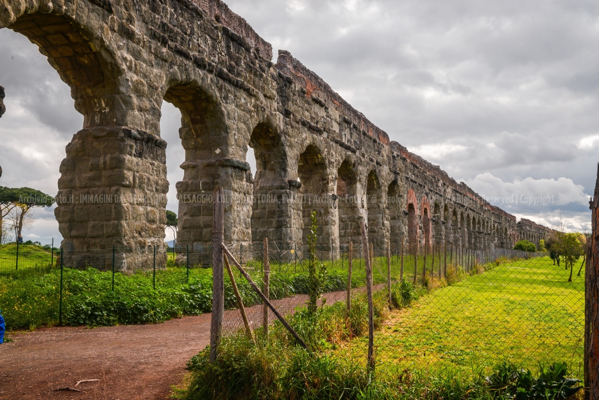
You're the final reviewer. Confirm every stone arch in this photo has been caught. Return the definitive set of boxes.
[421,196,432,252]
[164,83,228,157]
[0,7,165,270]
[460,212,466,250]
[387,178,403,253]
[366,169,386,252]
[407,188,419,256]
[452,208,459,246]
[298,144,329,245]
[164,83,249,263]
[472,215,481,250]
[433,201,442,246]
[466,214,473,249]
[248,120,293,246]
[443,203,451,245]
[2,6,124,126]
[337,158,360,251]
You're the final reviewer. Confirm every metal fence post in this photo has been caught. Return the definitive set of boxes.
[59,248,64,326]
[187,244,190,283]
[112,246,115,292]
[51,238,54,267]
[153,245,156,290]
[15,238,19,271]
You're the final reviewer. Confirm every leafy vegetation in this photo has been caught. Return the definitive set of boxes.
[487,362,581,399]
[514,240,537,252]
[0,264,355,330]
[181,267,583,400]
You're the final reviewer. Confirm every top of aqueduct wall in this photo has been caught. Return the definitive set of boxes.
[196,0,547,229]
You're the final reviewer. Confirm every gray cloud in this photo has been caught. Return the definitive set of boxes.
[1,0,597,239]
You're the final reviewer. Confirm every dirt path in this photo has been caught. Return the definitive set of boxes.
[0,289,355,399]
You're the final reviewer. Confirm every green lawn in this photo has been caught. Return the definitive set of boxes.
[0,243,57,276]
[332,256,585,379]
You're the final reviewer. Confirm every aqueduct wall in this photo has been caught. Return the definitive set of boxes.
[0,0,553,270]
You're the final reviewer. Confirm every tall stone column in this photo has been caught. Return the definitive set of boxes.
[251,177,301,256]
[177,159,253,266]
[56,127,169,271]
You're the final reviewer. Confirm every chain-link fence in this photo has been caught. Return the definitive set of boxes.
[0,236,584,380]
[219,239,584,380]
[0,241,215,330]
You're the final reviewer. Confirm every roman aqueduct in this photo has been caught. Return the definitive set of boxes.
[0,0,553,270]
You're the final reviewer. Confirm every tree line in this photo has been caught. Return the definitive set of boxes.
[514,233,587,283]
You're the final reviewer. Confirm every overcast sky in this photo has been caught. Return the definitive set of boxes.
[1,0,597,244]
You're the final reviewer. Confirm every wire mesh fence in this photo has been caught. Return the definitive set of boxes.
[0,237,584,380]
[219,240,584,380]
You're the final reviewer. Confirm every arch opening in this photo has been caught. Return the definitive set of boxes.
[423,207,431,255]
[248,122,290,247]
[337,159,360,251]
[298,145,329,246]
[163,83,244,265]
[0,13,132,270]
[408,203,418,256]
[366,170,385,254]
[388,180,402,253]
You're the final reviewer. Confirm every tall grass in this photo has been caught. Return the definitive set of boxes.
[181,284,582,399]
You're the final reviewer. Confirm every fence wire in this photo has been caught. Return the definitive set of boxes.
[220,241,584,379]
[0,238,584,380]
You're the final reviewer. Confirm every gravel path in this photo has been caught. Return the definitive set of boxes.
[0,288,357,399]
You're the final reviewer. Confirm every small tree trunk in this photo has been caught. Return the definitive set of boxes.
[263,237,270,338]
[569,260,574,282]
[17,207,25,240]
[347,242,352,313]
[578,255,586,277]
[400,238,404,281]
[387,244,391,306]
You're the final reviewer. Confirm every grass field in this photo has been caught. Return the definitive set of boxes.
[0,243,57,276]
[332,256,585,379]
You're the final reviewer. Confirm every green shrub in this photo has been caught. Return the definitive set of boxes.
[391,280,418,309]
[281,350,368,400]
[186,335,282,399]
[487,362,582,399]
[514,240,537,252]
[445,265,464,285]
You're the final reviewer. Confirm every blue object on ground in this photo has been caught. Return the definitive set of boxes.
[0,311,5,344]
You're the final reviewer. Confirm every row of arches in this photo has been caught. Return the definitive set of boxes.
[0,4,536,270]
[402,191,518,257]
